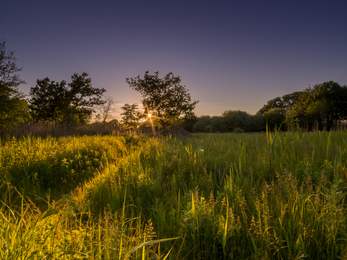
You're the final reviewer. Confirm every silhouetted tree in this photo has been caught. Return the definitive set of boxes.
[120,103,143,129]
[192,115,211,132]
[257,91,302,115]
[180,113,198,132]
[289,81,347,130]
[211,116,228,132]
[222,110,249,132]
[126,71,198,129]
[96,96,115,127]
[29,72,106,125]
[0,40,29,134]
[257,91,302,130]
[244,114,265,132]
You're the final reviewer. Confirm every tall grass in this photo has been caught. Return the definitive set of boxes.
[5,122,120,138]
[1,131,347,259]
[0,184,176,259]
[0,135,128,202]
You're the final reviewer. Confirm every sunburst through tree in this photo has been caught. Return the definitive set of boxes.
[126,71,198,133]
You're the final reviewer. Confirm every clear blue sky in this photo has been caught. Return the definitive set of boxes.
[2,0,347,119]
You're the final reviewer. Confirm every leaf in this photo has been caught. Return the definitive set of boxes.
[41,209,59,220]
[123,237,180,260]
[163,246,174,260]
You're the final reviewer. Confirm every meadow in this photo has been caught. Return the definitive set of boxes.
[1,130,347,259]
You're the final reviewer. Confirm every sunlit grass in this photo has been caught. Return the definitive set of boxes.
[1,131,347,259]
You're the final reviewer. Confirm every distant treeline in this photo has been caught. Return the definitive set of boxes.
[180,81,347,133]
[2,39,347,137]
[180,111,266,133]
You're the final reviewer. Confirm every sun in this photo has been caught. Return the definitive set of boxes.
[148,113,152,118]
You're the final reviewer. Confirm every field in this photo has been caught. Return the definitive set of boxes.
[1,130,347,259]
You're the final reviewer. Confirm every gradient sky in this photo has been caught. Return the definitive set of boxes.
[2,0,347,120]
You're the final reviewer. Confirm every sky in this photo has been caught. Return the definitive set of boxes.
[2,0,347,120]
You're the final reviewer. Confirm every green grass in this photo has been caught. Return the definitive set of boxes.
[1,131,347,259]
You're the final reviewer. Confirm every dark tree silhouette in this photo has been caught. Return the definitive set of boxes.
[126,71,198,129]
[29,72,106,125]
[0,40,28,134]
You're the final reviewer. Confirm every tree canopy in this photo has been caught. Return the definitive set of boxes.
[126,71,198,129]
[0,40,25,88]
[289,81,347,130]
[120,103,143,129]
[255,81,347,130]
[29,72,106,125]
[257,91,302,115]
[0,40,29,134]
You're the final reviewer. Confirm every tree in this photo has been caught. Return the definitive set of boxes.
[29,78,66,123]
[0,83,29,134]
[0,40,25,88]
[244,114,265,132]
[211,116,228,132]
[222,110,249,132]
[180,112,198,132]
[0,40,29,134]
[263,109,286,130]
[126,71,198,129]
[257,91,303,130]
[290,81,347,130]
[192,115,211,132]
[29,72,106,125]
[120,103,143,129]
[95,96,115,127]
[257,91,302,115]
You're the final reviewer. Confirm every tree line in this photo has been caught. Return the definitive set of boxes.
[118,78,347,133]
[182,80,347,133]
[0,40,198,135]
[1,39,346,136]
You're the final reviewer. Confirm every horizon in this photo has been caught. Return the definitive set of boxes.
[2,1,347,120]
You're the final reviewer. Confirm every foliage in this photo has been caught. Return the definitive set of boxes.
[0,40,25,88]
[244,114,264,132]
[289,81,347,130]
[120,103,144,129]
[29,72,106,125]
[222,110,250,132]
[0,40,29,134]
[29,78,66,123]
[192,112,265,133]
[211,116,228,132]
[256,92,302,130]
[192,115,211,132]
[126,71,198,129]
[179,112,198,132]
[258,82,347,130]
[257,91,302,115]
[263,108,286,130]
[0,83,30,134]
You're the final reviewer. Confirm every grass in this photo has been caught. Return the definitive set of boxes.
[1,130,347,259]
